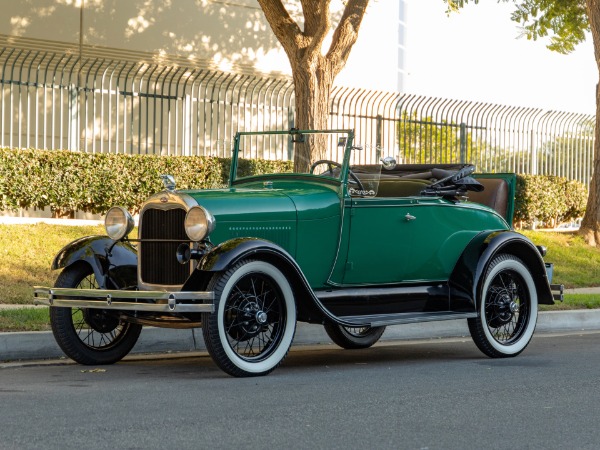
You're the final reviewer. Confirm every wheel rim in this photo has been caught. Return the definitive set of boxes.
[223,272,286,362]
[484,268,530,345]
[70,272,129,351]
[343,326,373,338]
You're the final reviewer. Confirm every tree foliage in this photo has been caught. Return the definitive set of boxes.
[396,112,488,165]
[445,0,590,53]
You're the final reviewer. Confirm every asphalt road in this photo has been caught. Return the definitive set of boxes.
[2,332,600,450]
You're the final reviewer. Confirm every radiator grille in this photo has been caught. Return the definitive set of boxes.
[139,208,190,286]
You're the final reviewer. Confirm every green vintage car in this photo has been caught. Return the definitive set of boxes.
[34,129,563,377]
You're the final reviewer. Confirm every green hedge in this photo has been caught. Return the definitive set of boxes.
[0,148,291,216]
[0,148,588,224]
[514,174,587,227]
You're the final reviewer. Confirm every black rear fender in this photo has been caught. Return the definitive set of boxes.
[449,230,554,312]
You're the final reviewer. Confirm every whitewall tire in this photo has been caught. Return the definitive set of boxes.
[202,259,296,377]
[468,254,538,358]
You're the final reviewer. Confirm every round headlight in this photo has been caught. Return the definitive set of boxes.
[105,207,135,240]
[185,206,215,241]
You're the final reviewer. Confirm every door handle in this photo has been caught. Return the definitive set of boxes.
[405,213,416,221]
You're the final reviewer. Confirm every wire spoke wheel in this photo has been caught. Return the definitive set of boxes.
[68,273,127,351]
[324,323,386,349]
[468,254,538,358]
[484,272,529,345]
[50,262,142,365]
[202,260,296,377]
[223,273,285,361]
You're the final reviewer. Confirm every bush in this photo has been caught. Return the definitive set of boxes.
[514,174,587,227]
[0,148,291,216]
[0,148,587,224]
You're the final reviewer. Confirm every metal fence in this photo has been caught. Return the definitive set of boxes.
[0,46,596,185]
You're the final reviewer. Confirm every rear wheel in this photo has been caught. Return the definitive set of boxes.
[202,260,296,377]
[324,323,386,349]
[49,262,142,365]
[468,254,538,358]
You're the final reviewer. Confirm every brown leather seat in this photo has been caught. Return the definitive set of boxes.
[467,178,509,219]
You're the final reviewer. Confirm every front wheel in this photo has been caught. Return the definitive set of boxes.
[324,323,386,349]
[202,260,296,377]
[49,262,142,365]
[468,254,538,358]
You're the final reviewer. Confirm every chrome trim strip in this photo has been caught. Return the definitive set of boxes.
[140,190,200,214]
[33,287,214,313]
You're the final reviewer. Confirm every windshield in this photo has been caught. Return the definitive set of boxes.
[230,129,382,197]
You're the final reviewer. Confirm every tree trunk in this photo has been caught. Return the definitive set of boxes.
[579,0,600,245]
[255,0,370,171]
[291,57,334,172]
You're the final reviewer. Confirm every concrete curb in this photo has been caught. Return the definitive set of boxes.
[2,310,600,362]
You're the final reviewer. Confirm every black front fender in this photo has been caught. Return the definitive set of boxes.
[52,236,138,290]
[449,230,554,311]
[184,237,350,324]
[196,237,294,273]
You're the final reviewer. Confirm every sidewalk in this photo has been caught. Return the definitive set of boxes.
[2,307,600,363]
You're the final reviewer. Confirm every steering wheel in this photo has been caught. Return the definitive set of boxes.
[309,160,365,191]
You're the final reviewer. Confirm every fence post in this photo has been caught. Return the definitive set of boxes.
[287,107,294,160]
[183,93,191,155]
[69,83,78,151]
[459,122,466,163]
[530,129,537,175]
[376,114,383,161]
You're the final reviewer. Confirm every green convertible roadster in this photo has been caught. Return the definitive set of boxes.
[34,129,563,377]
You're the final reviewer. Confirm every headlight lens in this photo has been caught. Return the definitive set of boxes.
[105,206,135,240]
[185,206,215,241]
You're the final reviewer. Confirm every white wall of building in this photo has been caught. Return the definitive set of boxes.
[0,0,400,92]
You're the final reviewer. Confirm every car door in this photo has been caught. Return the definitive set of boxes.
[341,196,416,285]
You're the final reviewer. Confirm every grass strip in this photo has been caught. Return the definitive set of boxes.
[0,307,51,332]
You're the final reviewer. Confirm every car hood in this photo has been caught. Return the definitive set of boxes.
[182,188,297,222]
[152,184,342,257]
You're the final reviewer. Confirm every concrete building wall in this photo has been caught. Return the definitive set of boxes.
[0,0,399,91]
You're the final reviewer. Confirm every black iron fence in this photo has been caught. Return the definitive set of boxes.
[0,46,595,185]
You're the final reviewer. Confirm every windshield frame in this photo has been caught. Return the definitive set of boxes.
[229,129,356,188]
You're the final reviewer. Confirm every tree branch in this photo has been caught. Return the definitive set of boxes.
[326,0,370,76]
[301,0,332,60]
[257,0,305,58]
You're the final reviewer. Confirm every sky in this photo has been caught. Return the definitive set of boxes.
[403,0,598,115]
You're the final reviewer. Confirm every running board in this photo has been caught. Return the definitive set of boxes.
[338,311,478,328]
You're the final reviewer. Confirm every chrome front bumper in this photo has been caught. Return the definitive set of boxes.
[33,287,215,313]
